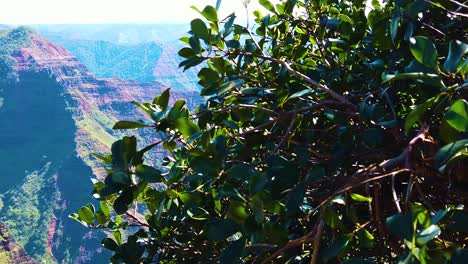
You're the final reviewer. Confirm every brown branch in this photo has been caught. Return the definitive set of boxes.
[261,225,317,264]
[125,211,149,227]
[238,51,353,106]
[308,169,410,216]
[233,118,278,138]
[310,220,325,264]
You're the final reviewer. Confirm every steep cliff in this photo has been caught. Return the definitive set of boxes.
[0,223,37,264]
[0,30,201,263]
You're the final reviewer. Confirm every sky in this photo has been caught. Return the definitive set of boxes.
[0,0,267,24]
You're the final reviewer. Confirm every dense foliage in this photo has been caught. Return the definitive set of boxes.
[73,0,467,263]
[0,27,32,81]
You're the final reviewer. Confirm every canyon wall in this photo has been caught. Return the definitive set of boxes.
[0,31,202,263]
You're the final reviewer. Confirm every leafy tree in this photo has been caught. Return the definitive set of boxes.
[72,0,468,263]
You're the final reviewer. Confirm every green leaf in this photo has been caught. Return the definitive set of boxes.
[216,80,244,96]
[390,16,400,43]
[205,219,238,241]
[191,18,210,41]
[338,14,353,24]
[404,97,436,134]
[153,88,170,112]
[416,225,441,245]
[178,47,196,58]
[322,234,353,262]
[431,209,448,225]
[175,117,200,139]
[101,238,118,251]
[110,171,131,186]
[223,14,235,37]
[220,238,245,264]
[444,40,468,73]
[187,207,210,220]
[111,136,137,171]
[350,193,372,203]
[100,201,110,217]
[386,213,413,240]
[78,206,94,226]
[288,88,313,101]
[259,0,276,13]
[112,121,148,130]
[227,201,248,224]
[114,189,134,215]
[382,72,439,83]
[433,139,468,172]
[167,100,186,121]
[409,36,438,69]
[445,99,468,132]
[201,5,218,22]
[135,165,163,183]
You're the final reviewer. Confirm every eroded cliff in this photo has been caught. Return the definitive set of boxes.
[0,31,201,263]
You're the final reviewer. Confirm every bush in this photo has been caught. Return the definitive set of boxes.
[73,1,467,263]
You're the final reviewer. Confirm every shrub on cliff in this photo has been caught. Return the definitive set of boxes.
[73,0,467,263]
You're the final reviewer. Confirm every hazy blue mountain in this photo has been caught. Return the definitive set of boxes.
[31,24,200,90]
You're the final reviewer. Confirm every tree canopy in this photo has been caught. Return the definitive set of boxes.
[72,0,468,263]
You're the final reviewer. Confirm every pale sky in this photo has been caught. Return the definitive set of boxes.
[0,0,269,24]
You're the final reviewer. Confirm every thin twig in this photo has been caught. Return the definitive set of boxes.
[268,117,297,160]
[392,173,402,213]
[308,169,410,216]
[423,0,468,17]
[238,51,353,105]
[448,0,468,9]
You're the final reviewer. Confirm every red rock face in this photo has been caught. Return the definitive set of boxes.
[14,34,202,178]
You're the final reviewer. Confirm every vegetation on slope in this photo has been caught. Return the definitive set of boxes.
[0,27,32,81]
[47,38,163,82]
[0,163,59,263]
[78,0,468,263]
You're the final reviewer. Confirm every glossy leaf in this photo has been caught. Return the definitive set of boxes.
[416,225,441,245]
[444,40,467,73]
[113,121,148,129]
[201,5,218,22]
[135,164,163,183]
[404,97,436,133]
[78,206,94,226]
[191,19,210,41]
[350,193,372,203]
[445,99,468,132]
[409,36,438,69]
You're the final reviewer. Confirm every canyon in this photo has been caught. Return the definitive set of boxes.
[0,27,201,263]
